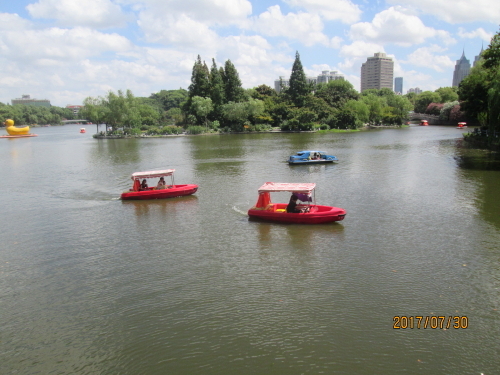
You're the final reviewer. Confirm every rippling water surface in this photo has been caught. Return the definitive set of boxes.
[1,125,499,374]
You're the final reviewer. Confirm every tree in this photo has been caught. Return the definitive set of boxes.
[209,59,225,120]
[413,91,441,113]
[435,87,458,103]
[315,79,359,109]
[361,94,386,125]
[190,96,213,128]
[224,59,244,103]
[288,51,309,107]
[458,64,490,122]
[188,55,211,99]
[481,27,500,70]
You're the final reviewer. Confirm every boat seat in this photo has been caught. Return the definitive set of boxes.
[276,209,286,213]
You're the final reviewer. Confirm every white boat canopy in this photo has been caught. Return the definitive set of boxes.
[257,182,316,194]
[131,169,175,180]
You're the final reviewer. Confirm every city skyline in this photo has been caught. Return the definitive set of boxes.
[1,0,498,107]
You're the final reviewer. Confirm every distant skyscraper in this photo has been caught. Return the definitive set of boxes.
[360,52,394,92]
[452,51,471,87]
[407,87,422,95]
[394,77,403,94]
[474,46,484,67]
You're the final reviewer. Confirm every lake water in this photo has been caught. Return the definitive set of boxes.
[1,125,499,374]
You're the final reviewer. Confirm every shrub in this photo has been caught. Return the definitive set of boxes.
[426,102,444,115]
[185,125,205,134]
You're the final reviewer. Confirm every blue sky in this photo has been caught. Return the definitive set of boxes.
[1,0,498,107]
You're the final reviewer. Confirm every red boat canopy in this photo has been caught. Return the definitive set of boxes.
[131,169,175,180]
[257,182,316,193]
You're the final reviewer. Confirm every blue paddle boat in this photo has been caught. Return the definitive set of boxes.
[288,151,338,164]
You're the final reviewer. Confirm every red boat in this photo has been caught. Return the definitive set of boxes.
[248,182,346,224]
[420,120,429,126]
[457,122,467,129]
[120,169,198,200]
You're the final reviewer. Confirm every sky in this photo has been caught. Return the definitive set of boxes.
[0,0,498,107]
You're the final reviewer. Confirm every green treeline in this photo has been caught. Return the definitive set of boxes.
[78,52,416,136]
[0,102,75,126]
[458,27,500,144]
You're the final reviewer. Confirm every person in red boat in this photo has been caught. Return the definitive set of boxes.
[140,179,148,191]
[287,195,300,213]
[156,177,166,189]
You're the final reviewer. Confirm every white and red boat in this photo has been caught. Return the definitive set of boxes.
[120,169,198,200]
[457,122,467,129]
[420,119,429,126]
[248,182,346,224]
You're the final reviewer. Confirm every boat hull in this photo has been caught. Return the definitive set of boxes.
[248,204,346,224]
[288,159,336,165]
[121,184,198,200]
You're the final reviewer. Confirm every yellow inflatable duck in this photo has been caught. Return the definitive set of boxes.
[4,119,30,136]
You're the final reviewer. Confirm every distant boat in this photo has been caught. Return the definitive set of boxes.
[80,128,86,133]
[457,122,467,129]
[420,120,429,126]
[288,150,338,164]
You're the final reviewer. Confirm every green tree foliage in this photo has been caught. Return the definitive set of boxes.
[224,60,245,103]
[209,59,225,120]
[413,91,441,113]
[149,89,188,112]
[404,92,417,107]
[458,64,490,122]
[487,66,500,132]
[481,27,500,70]
[288,51,309,107]
[190,96,213,127]
[315,80,359,109]
[435,87,458,102]
[81,89,160,133]
[188,55,211,99]
[439,101,459,121]
[361,94,386,125]
[253,84,276,99]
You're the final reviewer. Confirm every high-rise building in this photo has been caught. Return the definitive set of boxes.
[274,70,345,93]
[474,46,484,67]
[360,52,394,92]
[11,94,51,107]
[394,77,403,94]
[407,87,422,95]
[452,51,471,87]
[317,70,344,84]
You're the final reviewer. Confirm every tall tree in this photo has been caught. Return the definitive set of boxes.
[209,59,225,118]
[224,59,244,103]
[188,55,211,99]
[481,27,500,70]
[288,51,308,107]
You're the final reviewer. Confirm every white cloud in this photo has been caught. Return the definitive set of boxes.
[252,5,330,46]
[0,13,33,31]
[138,12,219,50]
[2,27,132,62]
[124,0,252,25]
[404,45,455,72]
[458,27,494,42]
[27,0,127,28]
[284,0,361,24]
[349,7,455,46]
[387,0,500,24]
[337,41,385,77]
